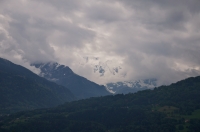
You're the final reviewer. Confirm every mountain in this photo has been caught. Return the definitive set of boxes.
[32,62,110,99]
[79,56,126,77]
[106,79,157,94]
[79,56,158,94]
[1,76,200,132]
[0,58,75,115]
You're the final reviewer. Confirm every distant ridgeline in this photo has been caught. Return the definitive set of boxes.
[1,75,200,132]
[106,79,157,94]
[0,58,75,115]
[31,62,110,99]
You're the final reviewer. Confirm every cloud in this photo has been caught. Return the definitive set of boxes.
[0,0,200,85]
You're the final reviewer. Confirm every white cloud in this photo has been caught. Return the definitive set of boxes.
[0,0,200,85]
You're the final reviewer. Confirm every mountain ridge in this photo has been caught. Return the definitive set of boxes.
[106,79,158,94]
[32,62,111,99]
[1,75,200,131]
[79,56,126,79]
[0,58,75,115]
[78,56,159,94]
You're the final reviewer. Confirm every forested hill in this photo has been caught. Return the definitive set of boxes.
[0,58,75,115]
[1,76,200,132]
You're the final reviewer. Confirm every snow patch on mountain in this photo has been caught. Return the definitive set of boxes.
[78,56,128,83]
[31,61,160,95]
[31,62,111,99]
[31,62,73,82]
[106,79,158,94]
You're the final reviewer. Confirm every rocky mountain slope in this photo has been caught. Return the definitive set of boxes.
[79,56,158,94]
[79,56,126,77]
[106,79,157,94]
[32,62,110,99]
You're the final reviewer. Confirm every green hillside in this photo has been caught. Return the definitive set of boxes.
[0,58,75,115]
[1,75,200,132]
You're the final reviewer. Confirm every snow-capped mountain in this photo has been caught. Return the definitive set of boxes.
[78,56,158,94]
[106,79,158,94]
[33,62,73,81]
[79,56,126,78]
[31,62,110,99]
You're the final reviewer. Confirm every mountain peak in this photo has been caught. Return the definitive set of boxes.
[106,79,158,94]
[0,58,75,114]
[32,62,110,99]
[79,56,126,78]
[31,62,74,81]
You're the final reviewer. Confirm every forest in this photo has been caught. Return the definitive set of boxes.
[1,76,200,132]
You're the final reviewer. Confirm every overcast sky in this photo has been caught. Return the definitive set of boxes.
[0,0,200,85]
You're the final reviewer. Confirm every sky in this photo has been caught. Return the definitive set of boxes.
[0,0,200,85]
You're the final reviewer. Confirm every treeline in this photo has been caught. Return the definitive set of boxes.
[1,76,200,132]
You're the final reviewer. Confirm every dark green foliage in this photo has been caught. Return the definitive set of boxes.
[1,69,200,131]
[188,119,200,132]
[0,58,75,115]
